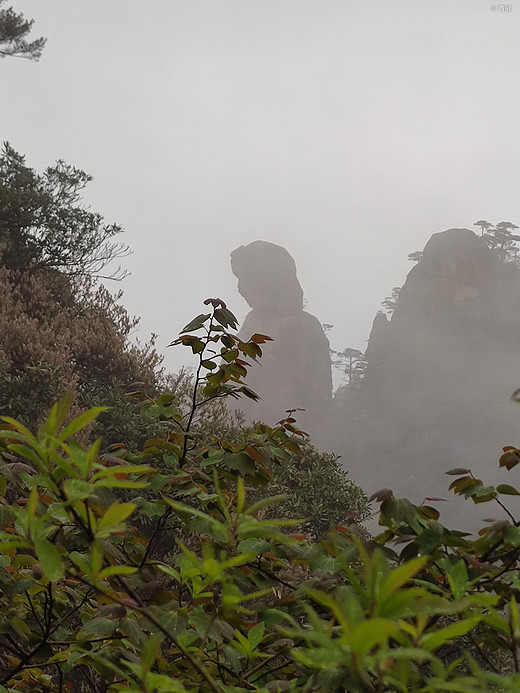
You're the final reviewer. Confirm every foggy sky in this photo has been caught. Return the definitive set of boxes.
[2,0,519,381]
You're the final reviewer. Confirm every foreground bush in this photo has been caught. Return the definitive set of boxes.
[0,302,520,691]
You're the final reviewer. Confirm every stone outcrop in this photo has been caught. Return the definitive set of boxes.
[335,228,520,529]
[230,241,332,439]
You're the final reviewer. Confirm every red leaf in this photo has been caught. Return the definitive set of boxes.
[250,333,273,344]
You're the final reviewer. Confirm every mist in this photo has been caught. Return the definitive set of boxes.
[3,1,519,371]
[3,1,520,529]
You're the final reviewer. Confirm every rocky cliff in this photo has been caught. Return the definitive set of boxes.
[336,228,520,529]
[230,240,332,440]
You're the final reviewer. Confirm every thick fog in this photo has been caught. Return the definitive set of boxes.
[3,1,519,376]
[3,1,520,528]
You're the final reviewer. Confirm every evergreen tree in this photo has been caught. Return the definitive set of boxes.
[0,0,45,60]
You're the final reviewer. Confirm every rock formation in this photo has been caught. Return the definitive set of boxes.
[230,241,332,440]
[335,228,520,529]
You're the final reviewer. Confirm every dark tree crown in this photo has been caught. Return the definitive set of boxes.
[0,0,46,60]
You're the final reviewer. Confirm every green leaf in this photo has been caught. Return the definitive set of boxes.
[141,633,163,677]
[248,621,265,650]
[189,606,213,638]
[221,348,239,363]
[244,494,288,516]
[63,478,95,501]
[90,464,151,481]
[26,485,39,524]
[214,307,238,329]
[40,392,73,437]
[496,483,520,496]
[504,525,520,547]
[78,617,116,639]
[234,629,251,656]
[0,418,38,443]
[464,485,496,503]
[350,618,401,657]
[379,556,429,601]
[237,538,270,554]
[4,442,45,472]
[180,313,211,333]
[164,498,228,537]
[0,505,15,530]
[156,564,181,582]
[420,616,481,651]
[187,338,205,354]
[34,537,64,581]
[223,644,243,673]
[98,565,138,579]
[236,475,246,513]
[97,502,136,535]
[377,588,437,619]
[96,480,148,489]
[417,528,442,553]
[446,560,468,599]
[309,555,340,575]
[58,407,108,441]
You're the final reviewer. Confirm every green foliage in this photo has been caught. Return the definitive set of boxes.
[0,144,170,442]
[330,347,367,389]
[473,219,520,264]
[1,301,520,692]
[0,143,128,278]
[0,263,166,442]
[247,443,369,538]
[368,439,520,686]
[0,0,46,60]
[381,286,401,317]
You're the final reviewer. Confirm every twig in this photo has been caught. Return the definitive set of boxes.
[74,572,223,693]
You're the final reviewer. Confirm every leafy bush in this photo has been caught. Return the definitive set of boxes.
[1,302,520,692]
[246,443,369,539]
[0,144,168,444]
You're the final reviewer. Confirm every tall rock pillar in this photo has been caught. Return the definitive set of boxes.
[230,240,332,441]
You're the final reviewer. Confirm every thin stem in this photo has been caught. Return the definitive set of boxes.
[0,589,92,685]
[138,508,172,568]
[180,314,215,465]
[74,572,222,693]
[494,496,518,526]
[25,590,45,637]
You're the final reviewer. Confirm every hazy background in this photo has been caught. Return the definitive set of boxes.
[2,0,519,379]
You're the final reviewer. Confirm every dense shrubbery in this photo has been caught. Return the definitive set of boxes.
[190,421,369,540]
[0,144,171,448]
[1,302,520,692]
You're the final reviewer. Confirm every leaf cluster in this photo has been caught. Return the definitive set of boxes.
[0,303,520,692]
[0,143,129,279]
[0,1,46,60]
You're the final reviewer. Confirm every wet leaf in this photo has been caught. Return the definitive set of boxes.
[34,538,64,581]
[496,483,520,496]
[180,313,211,333]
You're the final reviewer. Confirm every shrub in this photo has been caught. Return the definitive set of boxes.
[0,144,166,445]
[0,302,520,692]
